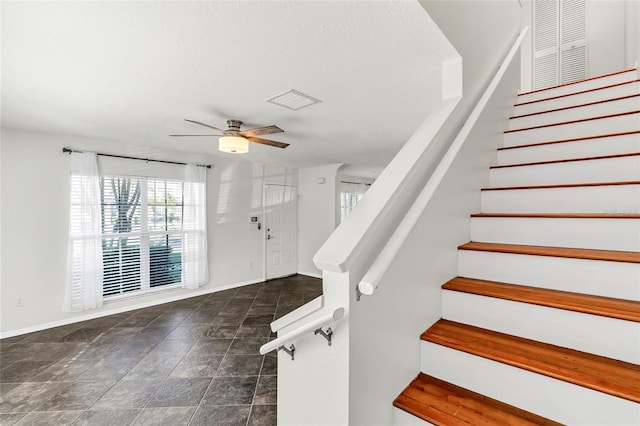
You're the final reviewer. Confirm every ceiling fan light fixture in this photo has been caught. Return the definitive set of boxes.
[219,135,249,154]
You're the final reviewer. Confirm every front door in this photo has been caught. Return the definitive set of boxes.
[264,184,297,279]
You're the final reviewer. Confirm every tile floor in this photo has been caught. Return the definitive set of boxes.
[0,274,321,425]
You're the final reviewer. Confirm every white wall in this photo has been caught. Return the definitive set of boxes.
[297,164,342,278]
[625,0,640,68]
[0,128,296,336]
[587,0,627,77]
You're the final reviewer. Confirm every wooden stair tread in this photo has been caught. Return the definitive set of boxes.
[458,242,640,263]
[471,213,640,219]
[517,68,637,97]
[515,79,640,107]
[510,93,640,120]
[482,180,640,191]
[497,130,640,151]
[421,320,640,403]
[443,277,640,322]
[393,373,563,426]
[490,151,640,169]
[505,110,640,134]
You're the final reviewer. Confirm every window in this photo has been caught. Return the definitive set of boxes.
[100,176,184,298]
[340,180,371,222]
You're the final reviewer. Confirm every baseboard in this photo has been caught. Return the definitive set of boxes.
[298,270,323,279]
[0,278,264,339]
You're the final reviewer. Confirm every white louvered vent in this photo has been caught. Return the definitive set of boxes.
[535,52,559,89]
[267,89,322,111]
[561,45,587,84]
[534,0,559,52]
[561,0,587,44]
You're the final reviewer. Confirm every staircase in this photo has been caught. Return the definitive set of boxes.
[393,68,640,425]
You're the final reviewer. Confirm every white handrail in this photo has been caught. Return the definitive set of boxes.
[270,295,323,333]
[359,28,529,296]
[259,307,345,356]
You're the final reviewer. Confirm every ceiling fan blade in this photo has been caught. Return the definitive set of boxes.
[239,125,283,138]
[184,119,225,134]
[246,136,289,149]
[169,134,219,137]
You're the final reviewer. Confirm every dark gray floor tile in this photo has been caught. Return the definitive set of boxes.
[14,410,82,425]
[253,375,277,405]
[146,339,195,357]
[0,382,70,413]
[74,409,140,426]
[186,339,233,357]
[217,355,263,377]
[28,359,97,382]
[60,327,108,342]
[194,326,238,339]
[76,357,140,381]
[227,338,268,355]
[190,405,250,426]
[236,325,271,338]
[103,340,157,359]
[131,406,196,426]
[34,380,115,411]
[200,376,258,405]
[0,383,20,396]
[261,354,277,376]
[170,356,222,378]
[247,305,276,315]
[0,360,53,382]
[274,304,299,320]
[93,378,163,409]
[211,314,245,326]
[125,354,182,379]
[164,327,197,341]
[146,378,211,407]
[241,315,274,326]
[0,413,26,425]
[248,404,277,426]
[65,342,115,360]
[133,327,176,343]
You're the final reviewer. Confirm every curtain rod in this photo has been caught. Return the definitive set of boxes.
[62,147,212,169]
[341,180,372,185]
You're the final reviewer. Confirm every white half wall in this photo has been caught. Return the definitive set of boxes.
[297,164,342,278]
[347,2,522,424]
[0,128,296,335]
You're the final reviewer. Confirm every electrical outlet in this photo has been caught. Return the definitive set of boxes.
[16,298,23,307]
[248,261,253,269]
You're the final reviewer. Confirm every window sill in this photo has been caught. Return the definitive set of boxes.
[103,283,182,304]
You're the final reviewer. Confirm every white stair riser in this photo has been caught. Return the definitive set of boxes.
[509,95,640,130]
[420,342,640,425]
[489,156,640,187]
[517,70,638,104]
[393,408,432,426]
[442,291,640,364]
[481,184,640,214]
[458,250,640,301]
[470,217,640,251]
[496,132,640,164]
[504,113,640,147]
[514,81,640,116]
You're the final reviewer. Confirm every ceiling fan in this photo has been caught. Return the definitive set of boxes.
[171,119,289,153]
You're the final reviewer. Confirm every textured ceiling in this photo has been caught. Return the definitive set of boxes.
[1,1,454,178]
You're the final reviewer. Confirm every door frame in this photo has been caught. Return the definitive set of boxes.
[262,182,299,280]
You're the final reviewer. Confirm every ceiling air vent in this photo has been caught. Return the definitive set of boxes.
[266,89,321,111]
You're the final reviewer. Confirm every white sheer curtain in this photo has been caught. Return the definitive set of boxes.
[182,164,209,289]
[64,151,104,312]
